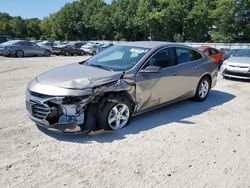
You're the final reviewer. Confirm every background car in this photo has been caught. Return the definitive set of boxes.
[80,43,101,55]
[37,41,55,51]
[0,35,12,44]
[100,42,113,51]
[51,44,85,56]
[67,41,86,49]
[196,46,223,68]
[220,49,250,80]
[0,40,51,57]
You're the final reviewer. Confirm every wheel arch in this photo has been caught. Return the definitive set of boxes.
[16,49,25,57]
[98,91,136,112]
[199,73,212,88]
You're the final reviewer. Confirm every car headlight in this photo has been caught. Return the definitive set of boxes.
[222,61,228,66]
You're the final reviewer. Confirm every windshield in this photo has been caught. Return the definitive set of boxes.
[1,40,20,46]
[197,48,205,52]
[84,45,150,71]
[232,49,250,57]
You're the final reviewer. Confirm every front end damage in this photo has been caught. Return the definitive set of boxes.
[26,78,136,133]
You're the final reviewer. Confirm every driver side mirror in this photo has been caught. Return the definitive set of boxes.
[140,65,161,74]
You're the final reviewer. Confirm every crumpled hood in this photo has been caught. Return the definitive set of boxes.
[36,63,123,89]
[226,57,250,65]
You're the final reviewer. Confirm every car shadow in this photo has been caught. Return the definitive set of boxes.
[37,90,235,143]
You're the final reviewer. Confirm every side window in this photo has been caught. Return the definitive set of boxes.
[147,48,176,68]
[176,48,202,64]
[210,48,218,55]
[31,43,38,47]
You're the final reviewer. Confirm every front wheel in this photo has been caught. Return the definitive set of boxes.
[98,99,132,131]
[80,51,85,56]
[194,76,211,102]
[44,50,51,57]
[16,50,24,57]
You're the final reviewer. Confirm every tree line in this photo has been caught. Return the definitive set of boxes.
[0,0,250,42]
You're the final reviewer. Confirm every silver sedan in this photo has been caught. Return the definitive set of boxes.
[0,40,51,57]
[220,49,250,80]
[26,42,218,133]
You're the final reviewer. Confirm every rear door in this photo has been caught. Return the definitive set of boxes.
[30,42,45,55]
[173,47,205,97]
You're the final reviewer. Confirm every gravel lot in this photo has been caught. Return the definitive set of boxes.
[0,56,250,188]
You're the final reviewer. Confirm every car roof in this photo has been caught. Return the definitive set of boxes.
[195,46,212,49]
[118,41,175,49]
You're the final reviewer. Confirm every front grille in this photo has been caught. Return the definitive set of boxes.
[229,65,249,69]
[30,91,53,98]
[29,100,50,120]
[224,70,250,77]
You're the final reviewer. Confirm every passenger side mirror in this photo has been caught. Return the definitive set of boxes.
[140,65,161,74]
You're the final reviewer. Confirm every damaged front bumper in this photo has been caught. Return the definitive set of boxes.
[25,90,88,133]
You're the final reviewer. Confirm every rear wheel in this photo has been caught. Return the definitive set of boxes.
[194,76,211,101]
[98,99,132,131]
[65,51,70,56]
[44,50,51,57]
[16,50,24,57]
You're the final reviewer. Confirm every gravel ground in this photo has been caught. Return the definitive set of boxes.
[0,56,249,188]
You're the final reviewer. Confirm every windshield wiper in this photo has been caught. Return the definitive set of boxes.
[88,64,113,72]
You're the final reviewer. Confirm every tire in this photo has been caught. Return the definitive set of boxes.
[65,51,70,56]
[44,50,51,57]
[80,51,85,56]
[16,50,24,58]
[193,76,211,102]
[98,98,132,131]
[218,61,222,70]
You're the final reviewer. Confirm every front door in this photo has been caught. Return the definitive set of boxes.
[135,47,179,111]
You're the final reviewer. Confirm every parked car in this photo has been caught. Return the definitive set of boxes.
[26,41,218,134]
[37,41,55,50]
[100,42,113,51]
[0,40,51,57]
[51,44,85,56]
[81,43,101,55]
[223,49,241,60]
[196,46,223,68]
[68,41,86,49]
[220,49,250,80]
[0,35,12,44]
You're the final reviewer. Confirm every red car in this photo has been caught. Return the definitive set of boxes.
[196,46,223,67]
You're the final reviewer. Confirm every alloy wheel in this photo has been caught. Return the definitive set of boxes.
[199,80,209,98]
[108,103,130,130]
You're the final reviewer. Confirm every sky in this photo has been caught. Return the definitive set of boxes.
[0,0,112,19]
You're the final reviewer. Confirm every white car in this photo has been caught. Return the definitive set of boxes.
[220,49,250,80]
[81,43,101,55]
